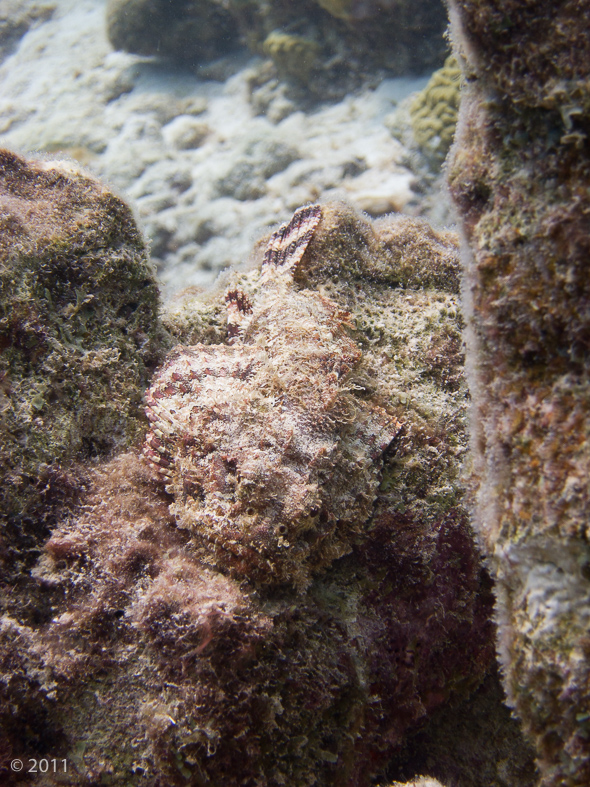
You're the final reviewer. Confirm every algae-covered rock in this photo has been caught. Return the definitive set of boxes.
[0,453,493,786]
[447,1,590,784]
[0,149,163,571]
[106,0,239,65]
[105,0,449,96]
[410,55,462,165]
[0,199,500,785]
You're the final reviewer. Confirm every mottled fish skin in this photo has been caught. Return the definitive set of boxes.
[225,287,253,344]
[144,203,401,590]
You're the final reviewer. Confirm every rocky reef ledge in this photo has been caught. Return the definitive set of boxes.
[447,1,590,784]
[0,149,533,785]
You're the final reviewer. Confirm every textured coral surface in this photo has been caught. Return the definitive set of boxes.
[410,55,462,165]
[1,453,492,786]
[0,189,500,785]
[447,1,590,784]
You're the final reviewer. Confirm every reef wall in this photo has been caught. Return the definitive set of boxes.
[0,149,502,785]
[447,1,590,784]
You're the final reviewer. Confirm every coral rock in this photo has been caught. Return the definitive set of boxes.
[262,31,321,84]
[0,148,162,574]
[105,0,449,97]
[106,0,239,65]
[447,0,590,784]
[0,453,493,786]
[410,55,462,166]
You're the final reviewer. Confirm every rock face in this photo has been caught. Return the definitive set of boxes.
[447,1,590,784]
[0,149,162,582]
[0,170,497,786]
[5,454,492,787]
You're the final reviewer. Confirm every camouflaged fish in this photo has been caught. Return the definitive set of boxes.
[144,205,401,589]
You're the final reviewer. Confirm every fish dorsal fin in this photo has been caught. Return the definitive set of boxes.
[226,205,322,342]
[262,204,321,275]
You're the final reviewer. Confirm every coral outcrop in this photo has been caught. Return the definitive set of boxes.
[0,169,499,786]
[410,55,462,166]
[0,149,162,581]
[262,31,321,85]
[1,452,493,786]
[105,0,449,96]
[105,0,239,65]
[447,1,590,784]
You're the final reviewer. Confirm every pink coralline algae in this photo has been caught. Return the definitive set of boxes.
[144,205,401,589]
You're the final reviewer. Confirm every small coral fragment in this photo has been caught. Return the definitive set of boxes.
[410,55,462,164]
[262,31,321,83]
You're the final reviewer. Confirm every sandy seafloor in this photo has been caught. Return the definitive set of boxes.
[0,0,448,295]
